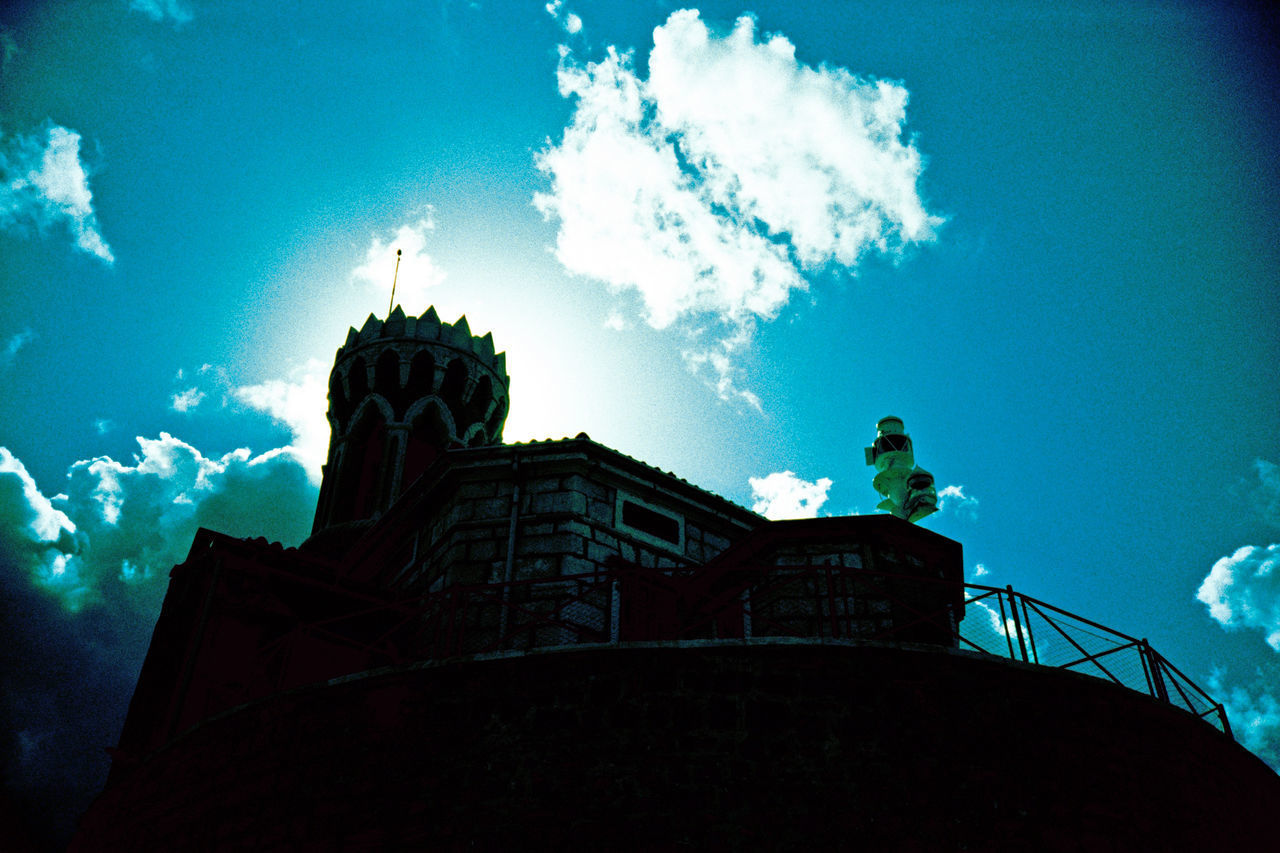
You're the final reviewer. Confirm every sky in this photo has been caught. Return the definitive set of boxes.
[1,0,1278,845]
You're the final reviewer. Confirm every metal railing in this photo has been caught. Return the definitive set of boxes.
[957,583,1230,736]
[262,562,1231,739]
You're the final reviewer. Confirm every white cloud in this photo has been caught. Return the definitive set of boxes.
[127,0,193,25]
[544,0,580,33]
[535,10,939,403]
[0,448,78,548]
[0,124,113,263]
[93,418,115,435]
[966,599,1010,640]
[749,470,833,520]
[1,328,34,367]
[1197,544,1280,651]
[1,435,316,614]
[937,484,979,520]
[169,386,206,412]
[234,359,330,484]
[350,213,446,313]
[1208,669,1280,770]
[972,563,989,578]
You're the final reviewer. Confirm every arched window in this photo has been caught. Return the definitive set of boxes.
[330,406,387,523]
[440,358,467,401]
[347,357,369,402]
[440,359,469,428]
[402,402,451,493]
[403,351,436,417]
[465,375,494,432]
[486,397,507,439]
[375,350,400,410]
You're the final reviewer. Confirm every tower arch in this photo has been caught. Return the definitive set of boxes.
[312,305,509,534]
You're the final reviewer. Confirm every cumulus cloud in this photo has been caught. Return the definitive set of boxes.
[0,436,316,842]
[1208,669,1280,770]
[1197,544,1280,650]
[350,212,446,312]
[234,359,331,483]
[544,1,582,34]
[1,328,34,368]
[170,386,206,412]
[535,10,939,403]
[937,484,979,520]
[5,434,315,612]
[127,0,193,25]
[749,470,833,520]
[0,124,113,263]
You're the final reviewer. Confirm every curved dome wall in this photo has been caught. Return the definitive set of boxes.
[72,642,1279,851]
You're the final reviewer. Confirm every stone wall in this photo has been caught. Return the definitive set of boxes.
[73,642,1280,851]
[391,448,756,594]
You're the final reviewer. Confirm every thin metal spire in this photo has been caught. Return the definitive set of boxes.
[387,248,402,317]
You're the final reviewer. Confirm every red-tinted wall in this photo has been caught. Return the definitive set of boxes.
[75,643,1279,851]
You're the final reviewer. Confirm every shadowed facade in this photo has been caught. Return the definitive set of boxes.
[71,308,1279,851]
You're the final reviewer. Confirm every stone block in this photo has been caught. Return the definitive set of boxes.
[457,480,498,500]
[586,541,618,565]
[563,474,609,500]
[703,533,730,554]
[556,519,592,539]
[530,490,587,516]
[468,497,510,522]
[468,539,497,561]
[515,557,557,579]
[561,555,595,576]
[587,499,613,524]
[519,533,583,556]
[521,521,554,537]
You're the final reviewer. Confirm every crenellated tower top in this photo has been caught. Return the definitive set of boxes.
[311,304,510,534]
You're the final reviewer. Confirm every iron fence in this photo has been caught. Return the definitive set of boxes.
[277,562,1231,739]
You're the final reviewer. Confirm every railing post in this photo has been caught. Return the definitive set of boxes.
[1006,586,1029,662]
[1143,640,1169,704]
[1217,703,1234,741]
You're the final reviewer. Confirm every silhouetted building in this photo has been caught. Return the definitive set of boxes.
[72,308,1279,850]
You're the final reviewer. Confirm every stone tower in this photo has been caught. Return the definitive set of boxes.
[311,305,509,534]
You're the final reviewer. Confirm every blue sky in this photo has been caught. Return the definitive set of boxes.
[2,0,1278,843]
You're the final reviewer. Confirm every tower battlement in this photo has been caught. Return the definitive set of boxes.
[313,305,510,535]
[336,304,507,377]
